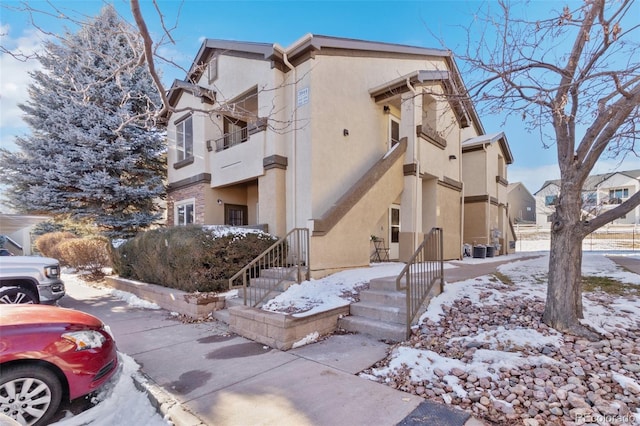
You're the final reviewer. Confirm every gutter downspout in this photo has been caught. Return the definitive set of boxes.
[406,77,420,252]
[273,34,313,231]
[459,127,464,259]
[482,142,490,245]
[273,43,297,230]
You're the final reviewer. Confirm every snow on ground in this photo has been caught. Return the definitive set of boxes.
[53,353,170,426]
[362,251,640,424]
[382,251,640,376]
[62,273,161,309]
[262,251,540,318]
[56,250,639,425]
[262,262,410,316]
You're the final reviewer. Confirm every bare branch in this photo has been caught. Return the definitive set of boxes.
[584,190,640,232]
[129,0,170,119]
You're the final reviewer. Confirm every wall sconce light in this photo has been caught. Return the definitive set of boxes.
[343,129,349,136]
[383,105,391,114]
[449,155,457,160]
[217,199,223,205]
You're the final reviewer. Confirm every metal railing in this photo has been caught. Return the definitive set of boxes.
[213,118,268,152]
[215,127,248,151]
[514,223,639,251]
[228,228,309,307]
[395,227,444,339]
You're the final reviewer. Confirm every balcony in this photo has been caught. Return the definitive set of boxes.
[209,118,268,188]
[208,118,268,152]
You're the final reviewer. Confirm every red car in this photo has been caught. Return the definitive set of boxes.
[0,305,118,425]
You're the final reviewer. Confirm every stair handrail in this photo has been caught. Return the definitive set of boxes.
[395,227,444,339]
[228,228,310,307]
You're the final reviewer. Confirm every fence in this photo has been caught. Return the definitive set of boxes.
[514,224,640,252]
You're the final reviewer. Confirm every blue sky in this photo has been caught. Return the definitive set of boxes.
[1,0,637,194]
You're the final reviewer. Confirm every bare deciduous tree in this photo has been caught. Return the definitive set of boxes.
[461,0,640,339]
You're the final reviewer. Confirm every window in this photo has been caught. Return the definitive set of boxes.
[545,195,558,206]
[608,188,628,204]
[421,94,437,131]
[582,192,597,205]
[207,56,218,84]
[390,207,400,243]
[222,117,247,150]
[224,204,248,226]
[389,117,400,148]
[175,200,195,226]
[176,116,193,161]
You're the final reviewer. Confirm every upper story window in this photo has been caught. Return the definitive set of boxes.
[498,155,505,180]
[176,115,193,162]
[207,56,218,84]
[421,94,437,132]
[582,192,597,205]
[608,188,629,204]
[545,195,558,206]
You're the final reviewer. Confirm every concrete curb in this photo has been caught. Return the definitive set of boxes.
[132,368,206,426]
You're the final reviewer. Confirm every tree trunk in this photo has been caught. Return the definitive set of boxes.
[542,185,600,340]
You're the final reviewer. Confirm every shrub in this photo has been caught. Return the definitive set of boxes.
[111,226,278,293]
[32,217,100,238]
[35,232,76,263]
[57,237,112,278]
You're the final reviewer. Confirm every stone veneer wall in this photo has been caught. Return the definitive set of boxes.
[167,181,209,225]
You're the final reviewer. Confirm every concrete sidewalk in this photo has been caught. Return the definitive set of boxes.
[59,279,486,426]
[609,255,640,275]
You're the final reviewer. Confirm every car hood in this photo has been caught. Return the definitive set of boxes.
[0,255,59,266]
[0,305,103,328]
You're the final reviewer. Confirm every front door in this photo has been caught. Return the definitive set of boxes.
[389,205,400,260]
[225,204,248,226]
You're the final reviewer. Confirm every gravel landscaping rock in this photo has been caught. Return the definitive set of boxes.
[363,281,640,425]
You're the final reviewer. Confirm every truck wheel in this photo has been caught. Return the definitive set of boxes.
[0,287,38,304]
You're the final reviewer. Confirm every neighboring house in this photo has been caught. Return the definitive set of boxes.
[507,182,536,224]
[535,169,640,226]
[164,34,511,277]
[461,132,516,254]
[0,214,52,255]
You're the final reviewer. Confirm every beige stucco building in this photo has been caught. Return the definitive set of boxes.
[165,34,513,277]
[461,133,516,254]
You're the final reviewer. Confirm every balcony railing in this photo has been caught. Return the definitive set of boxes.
[209,118,268,152]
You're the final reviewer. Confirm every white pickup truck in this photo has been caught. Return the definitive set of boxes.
[0,256,65,304]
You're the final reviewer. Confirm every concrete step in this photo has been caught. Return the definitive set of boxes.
[259,266,308,281]
[338,315,407,342]
[359,289,406,308]
[350,301,406,324]
[227,287,282,308]
[369,276,399,292]
[212,309,230,324]
[250,277,297,292]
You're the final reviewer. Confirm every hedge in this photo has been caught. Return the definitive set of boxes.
[111,225,278,293]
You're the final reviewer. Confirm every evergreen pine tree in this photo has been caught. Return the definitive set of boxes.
[0,6,165,238]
